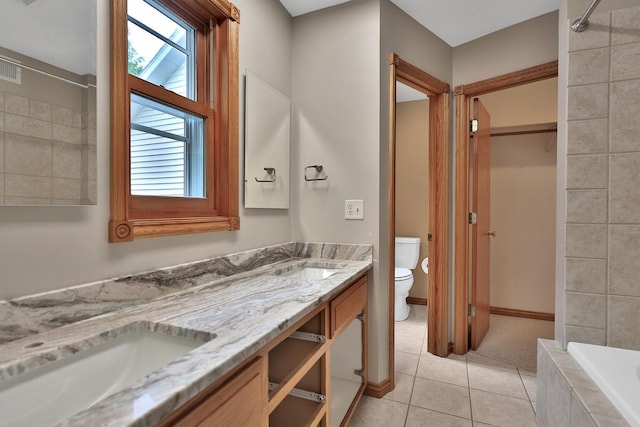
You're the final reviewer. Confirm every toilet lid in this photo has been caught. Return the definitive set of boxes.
[395,267,412,280]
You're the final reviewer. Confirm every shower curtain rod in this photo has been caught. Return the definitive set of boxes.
[571,0,602,32]
[0,56,94,89]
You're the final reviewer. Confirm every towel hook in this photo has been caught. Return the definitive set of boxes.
[255,167,276,183]
[304,165,328,181]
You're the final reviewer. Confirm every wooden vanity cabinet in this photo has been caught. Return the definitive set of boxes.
[159,274,367,427]
[161,356,268,427]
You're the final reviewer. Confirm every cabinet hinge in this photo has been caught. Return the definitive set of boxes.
[354,369,365,377]
[470,119,479,133]
[469,212,477,225]
[468,304,476,317]
[356,312,365,322]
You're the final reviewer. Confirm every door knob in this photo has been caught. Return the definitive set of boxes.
[487,231,496,237]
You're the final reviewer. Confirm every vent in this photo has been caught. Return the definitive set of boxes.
[0,57,21,85]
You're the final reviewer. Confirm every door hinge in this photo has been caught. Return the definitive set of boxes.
[469,212,478,225]
[468,304,476,317]
[356,312,365,322]
[354,369,366,377]
[470,119,479,133]
[428,233,433,242]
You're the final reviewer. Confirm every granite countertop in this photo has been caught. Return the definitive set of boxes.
[0,242,373,427]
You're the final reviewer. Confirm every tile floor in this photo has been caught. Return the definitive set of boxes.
[349,305,538,427]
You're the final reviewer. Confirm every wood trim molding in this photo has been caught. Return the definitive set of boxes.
[364,379,393,398]
[390,52,451,376]
[459,61,558,97]
[406,297,427,306]
[390,53,450,95]
[452,61,558,355]
[490,307,555,322]
[452,90,469,355]
[388,52,397,395]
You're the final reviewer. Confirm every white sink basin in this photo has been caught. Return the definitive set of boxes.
[0,329,206,427]
[279,267,339,280]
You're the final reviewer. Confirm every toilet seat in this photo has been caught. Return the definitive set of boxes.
[395,267,412,281]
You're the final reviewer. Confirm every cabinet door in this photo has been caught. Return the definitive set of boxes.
[330,275,368,427]
[330,276,367,338]
[172,357,267,427]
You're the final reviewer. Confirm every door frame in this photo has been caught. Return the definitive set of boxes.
[452,60,558,354]
[388,52,451,381]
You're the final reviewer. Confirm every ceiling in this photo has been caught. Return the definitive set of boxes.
[278,0,559,47]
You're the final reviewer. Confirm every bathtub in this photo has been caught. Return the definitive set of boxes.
[567,342,640,427]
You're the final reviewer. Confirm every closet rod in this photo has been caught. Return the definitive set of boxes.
[491,128,557,138]
[571,0,602,32]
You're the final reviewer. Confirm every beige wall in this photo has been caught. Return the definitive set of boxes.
[560,3,640,351]
[568,0,640,17]
[0,0,293,300]
[379,0,452,379]
[478,78,558,128]
[291,0,453,383]
[395,99,429,301]
[291,0,383,380]
[453,11,560,86]
[489,133,557,313]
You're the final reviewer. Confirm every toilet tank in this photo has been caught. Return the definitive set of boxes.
[395,237,421,269]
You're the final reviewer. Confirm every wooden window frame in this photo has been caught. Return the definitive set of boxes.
[109,0,240,242]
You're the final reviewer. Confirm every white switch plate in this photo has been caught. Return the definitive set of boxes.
[345,200,364,220]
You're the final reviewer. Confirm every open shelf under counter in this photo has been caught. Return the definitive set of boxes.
[269,393,326,427]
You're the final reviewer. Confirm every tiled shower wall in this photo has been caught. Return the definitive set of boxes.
[565,5,640,350]
[0,87,96,205]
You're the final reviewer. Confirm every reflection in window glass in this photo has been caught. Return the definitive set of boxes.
[130,94,204,198]
[127,0,195,100]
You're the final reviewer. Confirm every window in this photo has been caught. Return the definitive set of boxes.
[109,0,240,242]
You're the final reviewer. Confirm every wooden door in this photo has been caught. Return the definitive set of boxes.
[471,98,491,350]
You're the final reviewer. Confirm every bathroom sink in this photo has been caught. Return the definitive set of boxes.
[279,266,340,280]
[0,328,208,427]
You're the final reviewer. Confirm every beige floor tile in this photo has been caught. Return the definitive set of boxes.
[396,333,424,355]
[520,374,537,402]
[349,395,408,427]
[411,377,471,419]
[384,372,415,404]
[470,389,536,427]
[467,351,518,373]
[411,305,428,321]
[405,405,472,427]
[416,352,468,387]
[395,318,427,338]
[468,364,528,399]
[395,350,420,376]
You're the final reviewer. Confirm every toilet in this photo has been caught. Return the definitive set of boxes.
[394,236,421,321]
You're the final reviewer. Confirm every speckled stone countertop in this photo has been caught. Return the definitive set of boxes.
[0,242,372,427]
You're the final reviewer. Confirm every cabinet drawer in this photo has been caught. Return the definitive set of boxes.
[171,356,267,427]
[330,276,367,338]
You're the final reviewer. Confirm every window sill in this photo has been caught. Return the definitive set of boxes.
[109,216,240,242]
